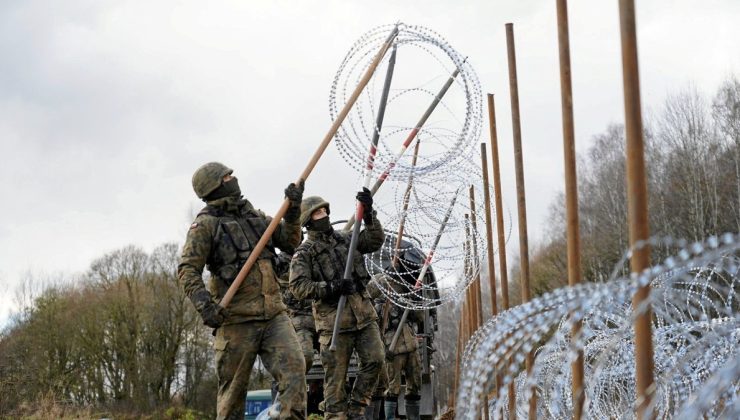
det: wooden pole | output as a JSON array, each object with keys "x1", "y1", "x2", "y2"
[
  {"x1": 480, "y1": 143, "x2": 499, "y2": 318},
  {"x1": 506, "y1": 22, "x2": 536, "y2": 420},
  {"x1": 219, "y1": 26, "x2": 399, "y2": 308},
  {"x1": 486, "y1": 93, "x2": 514, "y2": 418},
  {"x1": 469, "y1": 186, "x2": 484, "y2": 328},
  {"x1": 618, "y1": 1, "x2": 654, "y2": 418},
  {"x1": 555, "y1": 1, "x2": 585, "y2": 417}
]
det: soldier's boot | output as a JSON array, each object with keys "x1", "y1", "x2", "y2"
[
  {"x1": 405, "y1": 395, "x2": 421, "y2": 420},
  {"x1": 347, "y1": 400, "x2": 367, "y2": 420},
  {"x1": 384, "y1": 397, "x2": 398, "y2": 420}
]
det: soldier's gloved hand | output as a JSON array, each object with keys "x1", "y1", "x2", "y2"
[
  {"x1": 201, "y1": 303, "x2": 229, "y2": 329},
  {"x1": 354, "y1": 278, "x2": 366, "y2": 294},
  {"x1": 339, "y1": 277, "x2": 356, "y2": 296},
  {"x1": 356, "y1": 187, "x2": 373, "y2": 208},
  {"x1": 356, "y1": 188, "x2": 374, "y2": 223},
  {"x1": 324, "y1": 281, "x2": 342, "y2": 300},
  {"x1": 191, "y1": 290, "x2": 229, "y2": 329},
  {"x1": 385, "y1": 348, "x2": 395, "y2": 361},
  {"x1": 284, "y1": 179, "x2": 305, "y2": 204}
]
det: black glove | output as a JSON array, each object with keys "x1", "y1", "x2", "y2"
[
  {"x1": 192, "y1": 290, "x2": 228, "y2": 329},
  {"x1": 324, "y1": 281, "x2": 341, "y2": 300},
  {"x1": 339, "y1": 277, "x2": 356, "y2": 296},
  {"x1": 385, "y1": 347, "x2": 395, "y2": 361},
  {"x1": 284, "y1": 179, "x2": 305, "y2": 204},
  {"x1": 202, "y1": 303, "x2": 229, "y2": 329},
  {"x1": 354, "y1": 278, "x2": 366, "y2": 294},
  {"x1": 356, "y1": 188, "x2": 374, "y2": 224}
]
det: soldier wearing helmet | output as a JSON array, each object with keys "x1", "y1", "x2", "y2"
[
  {"x1": 178, "y1": 162, "x2": 307, "y2": 420},
  {"x1": 289, "y1": 190, "x2": 386, "y2": 420}
]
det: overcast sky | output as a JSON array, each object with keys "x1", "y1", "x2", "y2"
[{"x1": 1, "y1": 0, "x2": 739, "y2": 326}]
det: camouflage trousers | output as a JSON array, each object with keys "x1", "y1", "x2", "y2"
[
  {"x1": 385, "y1": 349, "x2": 422, "y2": 398},
  {"x1": 319, "y1": 322, "x2": 385, "y2": 418},
  {"x1": 214, "y1": 312, "x2": 306, "y2": 420},
  {"x1": 291, "y1": 314, "x2": 317, "y2": 373}
]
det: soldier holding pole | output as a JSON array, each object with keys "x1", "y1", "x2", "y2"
[
  {"x1": 289, "y1": 193, "x2": 386, "y2": 419},
  {"x1": 178, "y1": 162, "x2": 307, "y2": 420}
]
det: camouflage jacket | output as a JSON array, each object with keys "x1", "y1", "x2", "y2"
[
  {"x1": 178, "y1": 196, "x2": 301, "y2": 324},
  {"x1": 367, "y1": 274, "x2": 420, "y2": 353},
  {"x1": 289, "y1": 212, "x2": 384, "y2": 334},
  {"x1": 274, "y1": 251, "x2": 314, "y2": 318}
]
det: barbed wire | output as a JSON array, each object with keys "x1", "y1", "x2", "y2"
[{"x1": 455, "y1": 233, "x2": 740, "y2": 419}]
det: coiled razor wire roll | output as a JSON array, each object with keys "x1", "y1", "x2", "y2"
[
  {"x1": 364, "y1": 160, "x2": 491, "y2": 310},
  {"x1": 455, "y1": 233, "x2": 740, "y2": 419},
  {"x1": 329, "y1": 23, "x2": 483, "y2": 181}
]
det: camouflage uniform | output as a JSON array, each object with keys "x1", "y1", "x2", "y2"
[
  {"x1": 367, "y1": 274, "x2": 423, "y2": 420},
  {"x1": 178, "y1": 162, "x2": 306, "y2": 420},
  {"x1": 275, "y1": 251, "x2": 317, "y2": 372},
  {"x1": 289, "y1": 196, "x2": 385, "y2": 419}
]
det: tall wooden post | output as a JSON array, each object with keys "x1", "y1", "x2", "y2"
[
  {"x1": 618, "y1": 1, "x2": 654, "y2": 418},
  {"x1": 555, "y1": 0, "x2": 585, "y2": 417},
  {"x1": 487, "y1": 93, "x2": 514, "y2": 417},
  {"x1": 480, "y1": 143, "x2": 499, "y2": 318},
  {"x1": 506, "y1": 22, "x2": 536, "y2": 420}
]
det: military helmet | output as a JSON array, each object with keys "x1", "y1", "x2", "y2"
[
  {"x1": 192, "y1": 162, "x2": 233, "y2": 199},
  {"x1": 300, "y1": 196, "x2": 330, "y2": 227}
]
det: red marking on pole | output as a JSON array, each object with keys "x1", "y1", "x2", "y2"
[{"x1": 403, "y1": 128, "x2": 420, "y2": 147}]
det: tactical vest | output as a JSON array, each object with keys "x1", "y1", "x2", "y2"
[
  {"x1": 199, "y1": 205, "x2": 277, "y2": 284},
  {"x1": 304, "y1": 231, "x2": 371, "y2": 288},
  {"x1": 304, "y1": 230, "x2": 377, "y2": 333}
]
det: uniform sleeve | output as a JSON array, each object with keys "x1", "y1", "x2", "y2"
[
  {"x1": 260, "y1": 210, "x2": 302, "y2": 253},
  {"x1": 367, "y1": 274, "x2": 390, "y2": 300},
  {"x1": 356, "y1": 210, "x2": 385, "y2": 254},
  {"x1": 177, "y1": 217, "x2": 215, "y2": 301},
  {"x1": 366, "y1": 278, "x2": 381, "y2": 300},
  {"x1": 289, "y1": 246, "x2": 328, "y2": 300}
]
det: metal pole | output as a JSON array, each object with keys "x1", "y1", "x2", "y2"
[
  {"x1": 487, "y1": 93, "x2": 514, "y2": 418},
  {"x1": 555, "y1": 1, "x2": 585, "y2": 418},
  {"x1": 618, "y1": 1, "x2": 654, "y2": 418},
  {"x1": 330, "y1": 44, "x2": 398, "y2": 351},
  {"x1": 480, "y1": 143, "x2": 499, "y2": 318},
  {"x1": 219, "y1": 25, "x2": 399, "y2": 308},
  {"x1": 389, "y1": 192, "x2": 459, "y2": 352},
  {"x1": 382, "y1": 138, "x2": 421, "y2": 335},
  {"x1": 344, "y1": 61, "x2": 466, "y2": 230},
  {"x1": 506, "y1": 22, "x2": 536, "y2": 420}
]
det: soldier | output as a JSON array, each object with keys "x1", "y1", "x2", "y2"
[
  {"x1": 289, "y1": 192, "x2": 386, "y2": 419},
  {"x1": 275, "y1": 251, "x2": 317, "y2": 373},
  {"x1": 178, "y1": 162, "x2": 307, "y2": 420},
  {"x1": 367, "y1": 272, "x2": 423, "y2": 420}
]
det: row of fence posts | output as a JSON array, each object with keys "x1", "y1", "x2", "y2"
[{"x1": 452, "y1": 0, "x2": 654, "y2": 419}]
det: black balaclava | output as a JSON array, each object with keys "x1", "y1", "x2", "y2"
[
  {"x1": 205, "y1": 177, "x2": 241, "y2": 201},
  {"x1": 307, "y1": 216, "x2": 332, "y2": 234}
]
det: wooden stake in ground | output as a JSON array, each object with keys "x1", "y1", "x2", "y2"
[
  {"x1": 618, "y1": 1, "x2": 655, "y2": 418},
  {"x1": 219, "y1": 25, "x2": 399, "y2": 309},
  {"x1": 487, "y1": 93, "x2": 515, "y2": 416},
  {"x1": 555, "y1": 0, "x2": 585, "y2": 417},
  {"x1": 506, "y1": 22, "x2": 536, "y2": 420},
  {"x1": 480, "y1": 143, "x2": 499, "y2": 318}
]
